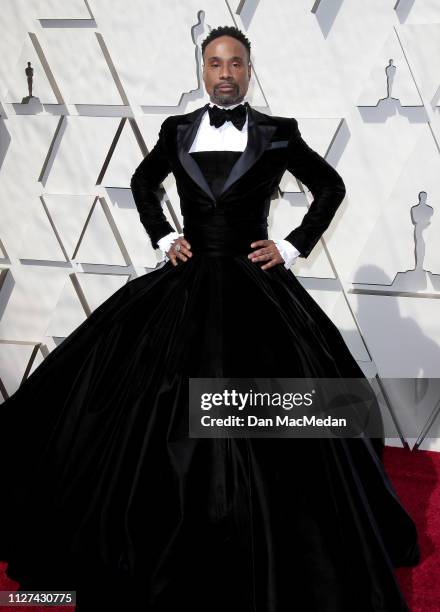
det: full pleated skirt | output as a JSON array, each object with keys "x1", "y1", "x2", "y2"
[{"x1": 0, "y1": 254, "x2": 419, "y2": 611}]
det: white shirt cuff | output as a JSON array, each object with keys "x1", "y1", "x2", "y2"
[
  {"x1": 157, "y1": 231, "x2": 183, "y2": 261},
  {"x1": 273, "y1": 238, "x2": 300, "y2": 269}
]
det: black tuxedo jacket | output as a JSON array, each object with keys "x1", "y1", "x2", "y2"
[{"x1": 130, "y1": 102, "x2": 346, "y2": 259}]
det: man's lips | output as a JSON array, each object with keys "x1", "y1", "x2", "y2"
[{"x1": 217, "y1": 84, "x2": 235, "y2": 90}]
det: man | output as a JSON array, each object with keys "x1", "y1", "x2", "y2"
[
  {"x1": 0, "y1": 26, "x2": 417, "y2": 612},
  {"x1": 130, "y1": 25, "x2": 346, "y2": 272}
]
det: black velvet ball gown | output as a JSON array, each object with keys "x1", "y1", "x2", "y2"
[{"x1": 0, "y1": 150, "x2": 419, "y2": 612}]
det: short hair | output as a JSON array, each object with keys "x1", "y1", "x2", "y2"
[{"x1": 201, "y1": 26, "x2": 251, "y2": 64}]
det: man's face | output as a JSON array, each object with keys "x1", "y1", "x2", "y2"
[{"x1": 202, "y1": 35, "x2": 251, "y2": 106}]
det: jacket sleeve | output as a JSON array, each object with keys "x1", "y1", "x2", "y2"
[
  {"x1": 284, "y1": 118, "x2": 346, "y2": 258},
  {"x1": 130, "y1": 118, "x2": 176, "y2": 249}
]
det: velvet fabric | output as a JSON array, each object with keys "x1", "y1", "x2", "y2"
[
  {"x1": 0, "y1": 105, "x2": 420, "y2": 611},
  {"x1": 130, "y1": 102, "x2": 346, "y2": 258}
]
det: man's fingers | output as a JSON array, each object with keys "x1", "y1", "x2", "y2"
[
  {"x1": 260, "y1": 256, "x2": 282, "y2": 270},
  {"x1": 261, "y1": 259, "x2": 278, "y2": 270},
  {"x1": 170, "y1": 251, "x2": 187, "y2": 265},
  {"x1": 247, "y1": 241, "x2": 283, "y2": 270},
  {"x1": 175, "y1": 245, "x2": 192, "y2": 260},
  {"x1": 176, "y1": 250, "x2": 189, "y2": 262},
  {"x1": 179, "y1": 246, "x2": 192, "y2": 258},
  {"x1": 168, "y1": 238, "x2": 192, "y2": 265},
  {"x1": 248, "y1": 248, "x2": 273, "y2": 262},
  {"x1": 249, "y1": 251, "x2": 269, "y2": 261},
  {"x1": 250, "y1": 240, "x2": 266, "y2": 248}
]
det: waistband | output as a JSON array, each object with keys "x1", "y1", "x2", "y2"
[{"x1": 182, "y1": 219, "x2": 268, "y2": 257}]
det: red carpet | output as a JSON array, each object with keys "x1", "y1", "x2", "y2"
[
  {"x1": 386, "y1": 446, "x2": 440, "y2": 612},
  {"x1": 0, "y1": 445, "x2": 439, "y2": 611}
]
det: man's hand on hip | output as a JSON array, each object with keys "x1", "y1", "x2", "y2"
[
  {"x1": 248, "y1": 239, "x2": 284, "y2": 270},
  {"x1": 168, "y1": 237, "x2": 192, "y2": 266}
]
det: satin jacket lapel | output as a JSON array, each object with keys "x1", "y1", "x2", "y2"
[
  {"x1": 220, "y1": 103, "x2": 276, "y2": 196},
  {"x1": 176, "y1": 102, "x2": 277, "y2": 202},
  {"x1": 177, "y1": 103, "x2": 215, "y2": 201}
]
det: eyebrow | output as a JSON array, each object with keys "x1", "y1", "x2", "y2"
[{"x1": 207, "y1": 56, "x2": 244, "y2": 61}]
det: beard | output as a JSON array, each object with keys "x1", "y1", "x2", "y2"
[{"x1": 212, "y1": 83, "x2": 240, "y2": 106}]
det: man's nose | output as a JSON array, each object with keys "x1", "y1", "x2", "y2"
[{"x1": 219, "y1": 65, "x2": 232, "y2": 79}]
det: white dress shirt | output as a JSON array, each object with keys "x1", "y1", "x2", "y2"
[{"x1": 157, "y1": 101, "x2": 300, "y2": 269}]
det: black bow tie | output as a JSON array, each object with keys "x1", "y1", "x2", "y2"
[{"x1": 208, "y1": 103, "x2": 247, "y2": 131}]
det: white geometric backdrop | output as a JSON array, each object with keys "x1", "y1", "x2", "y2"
[{"x1": 0, "y1": 0, "x2": 439, "y2": 450}]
